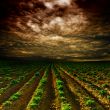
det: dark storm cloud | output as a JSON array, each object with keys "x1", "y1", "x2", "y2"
[
  {"x1": 0, "y1": 31, "x2": 110, "y2": 61},
  {"x1": 0, "y1": 0, "x2": 110, "y2": 61}
]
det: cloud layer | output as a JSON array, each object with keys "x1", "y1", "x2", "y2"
[{"x1": 0, "y1": 0, "x2": 110, "y2": 61}]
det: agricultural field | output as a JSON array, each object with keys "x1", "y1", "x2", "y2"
[{"x1": 0, "y1": 60, "x2": 110, "y2": 110}]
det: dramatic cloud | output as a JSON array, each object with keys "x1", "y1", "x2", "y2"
[{"x1": 0, "y1": 0, "x2": 110, "y2": 61}]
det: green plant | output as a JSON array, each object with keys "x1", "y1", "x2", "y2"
[
  {"x1": 54, "y1": 68, "x2": 72, "y2": 110},
  {"x1": 36, "y1": 89, "x2": 43, "y2": 97},
  {"x1": 57, "y1": 80, "x2": 63, "y2": 85},
  {"x1": 101, "y1": 84, "x2": 108, "y2": 88},
  {"x1": 107, "y1": 95, "x2": 110, "y2": 100},
  {"x1": 41, "y1": 78, "x2": 47, "y2": 85},
  {"x1": 0, "y1": 88, "x2": 5, "y2": 94},
  {"x1": 59, "y1": 91, "x2": 64, "y2": 97},
  {"x1": 85, "y1": 99, "x2": 95, "y2": 106},
  {"x1": 61, "y1": 96, "x2": 66, "y2": 102},
  {"x1": 10, "y1": 80, "x2": 19, "y2": 86},
  {"x1": 27, "y1": 68, "x2": 49, "y2": 110},
  {"x1": 3, "y1": 101, "x2": 12, "y2": 106},
  {"x1": 57, "y1": 85, "x2": 64, "y2": 91},
  {"x1": 62, "y1": 103, "x2": 71, "y2": 110},
  {"x1": 35, "y1": 72, "x2": 40, "y2": 77},
  {"x1": 10, "y1": 92, "x2": 21, "y2": 101},
  {"x1": 33, "y1": 96, "x2": 41, "y2": 104},
  {"x1": 30, "y1": 102, "x2": 37, "y2": 109},
  {"x1": 99, "y1": 90, "x2": 107, "y2": 96}
]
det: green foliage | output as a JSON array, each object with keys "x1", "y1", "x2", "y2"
[
  {"x1": 53, "y1": 67, "x2": 72, "y2": 110},
  {"x1": 30, "y1": 90, "x2": 43, "y2": 109},
  {"x1": 35, "y1": 72, "x2": 40, "y2": 77},
  {"x1": 0, "y1": 88, "x2": 5, "y2": 94},
  {"x1": 107, "y1": 95, "x2": 110, "y2": 100},
  {"x1": 57, "y1": 80, "x2": 63, "y2": 85},
  {"x1": 3, "y1": 101, "x2": 12, "y2": 106},
  {"x1": 62, "y1": 103, "x2": 71, "y2": 110},
  {"x1": 59, "y1": 91, "x2": 65, "y2": 97},
  {"x1": 56, "y1": 79, "x2": 64, "y2": 91},
  {"x1": 57, "y1": 85, "x2": 64, "y2": 91},
  {"x1": 30, "y1": 102, "x2": 37, "y2": 109},
  {"x1": 40, "y1": 78, "x2": 47, "y2": 85},
  {"x1": 99, "y1": 90, "x2": 107, "y2": 96},
  {"x1": 10, "y1": 92, "x2": 21, "y2": 101},
  {"x1": 61, "y1": 96, "x2": 66, "y2": 102},
  {"x1": 33, "y1": 96, "x2": 41, "y2": 104},
  {"x1": 28, "y1": 67, "x2": 49, "y2": 109},
  {"x1": 85, "y1": 99, "x2": 95, "y2": 106},
  {"x1": 36, "y1": 89, "x2": 43, "y2": 97},
  {"x1": 101, "y1": 84, "x2": 109, "y2": 88},
  {"x1": 10, "y1": 80, "x2": 19, "y2": 86}
]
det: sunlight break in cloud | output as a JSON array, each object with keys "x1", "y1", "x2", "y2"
[
  {"x1": 44, "y1": 2, "x2": 54, "y2": 9},
  {"x1": 54, "y1": 0, "x2": 72, "y2": 6},
  {"x1": 44, "y1": 0, "x2": 72, "y2": 9},
  {"x1": 27, "y1": 20, "x2": 41, "y2": 33},
  {"x1": 49, "y1": 17, "x2": 65, "y2": 26}
]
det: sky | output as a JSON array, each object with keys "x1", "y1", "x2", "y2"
[{"x1": 0, "y1": 0, "x2": 110, "y2": 61}]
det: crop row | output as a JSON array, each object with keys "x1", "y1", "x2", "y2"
[
  {"x1": 26, "y1": 66, "x2": 50, "y2": 110},
  {"x1": 58, "y1": 65, "x2": 110, "y2": 109},
  {"x1": 52, "y1": 65, "x2": 72, "y2": 110}
]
